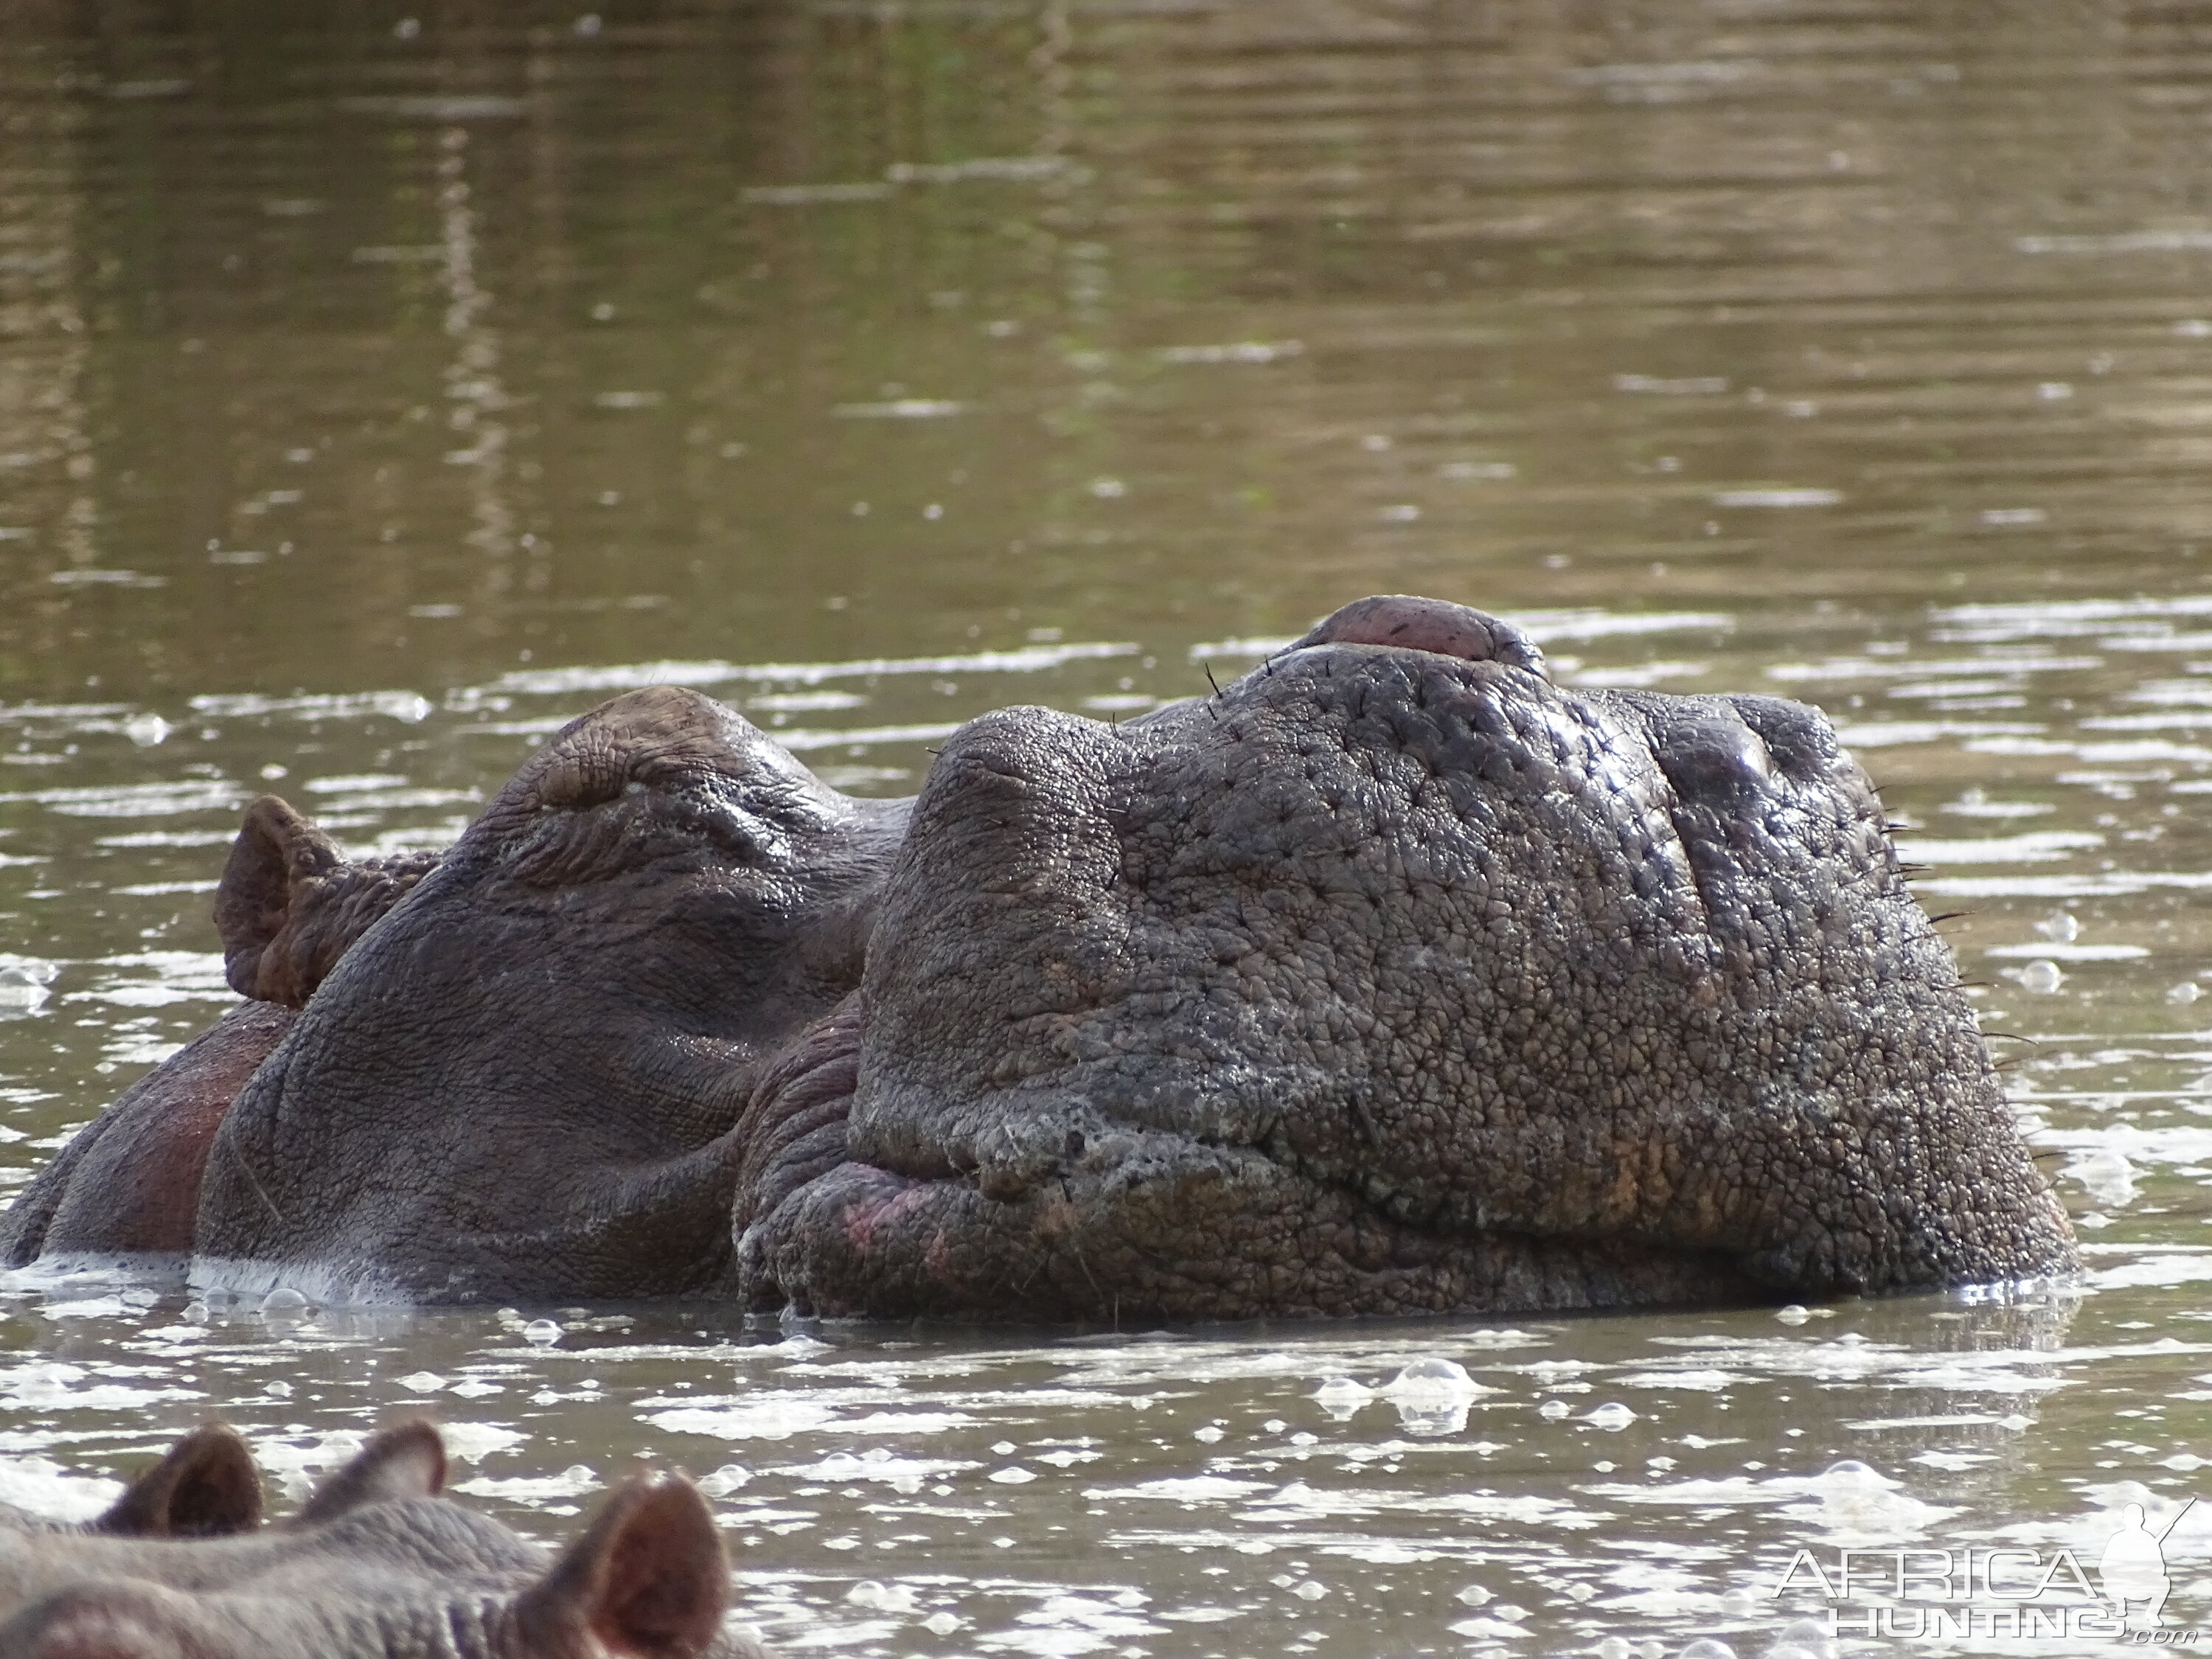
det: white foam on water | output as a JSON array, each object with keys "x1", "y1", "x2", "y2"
[
  {"x1": 1892, "y1": 830, "x2": 2103, "y2": 863},
  {"x1": 0, "y1": 1456, "x2": 122, "y2": 1521},
  {"x1": 453, "y1": 1465, "x2": 599, "y2": 1502},
  {"x1": 488, "y1": 641, "x2": 1138, "y2": 697},
  {"x1": 185, "y1": 690, "x2": 434, "y2": 723},
  {"x1": 1831, "y1": 720, "x2": 2045, "y2": 748},
  {"x1": 0, "y1": 782, "x2": 248, "y2": 819}
]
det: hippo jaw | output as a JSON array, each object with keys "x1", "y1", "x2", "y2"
[{"x1": 735, "y1": 597, "x2": 2074, "y2": 1321}]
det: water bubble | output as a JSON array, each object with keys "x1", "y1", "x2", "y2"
[
  {"x1": 2171, "y1": 981, "x2": 2202, "y2": 1004},
  {"x1": 991, "y1": 1441, "x2": 1017, "y2": 1455},
  {"x1": 1455, "y1": 1585, "x2": 1492, "y2": 1606},
  {"x1": 1597, "y1": 1642, "x2": 1630, "y2": 1659},
  {"x1": 0, "y1": 956, "x2": 58, "y2": 1015},
  {"x1": 1719, "y1": 1587, "x2": 1756, "y2": 1615},
  {"x1": 845, "y1": 1581, "x2": 917, "y2": 1612},
  {"x1": 395, "y1": 1371, "x2": 445, "y2": 1394},
  {"x1": 1381, "y1": 1357, "x2": 1489, "y2": 1433},
  {"x1": 1584, "y1": 1402, "x2": 1637, "y2": 1430},
  {"x1": 1678, "y1": 1643, "x2": 1737, "y2": 1659},
  {"x1": 1775, "y1": 1304, "x2": 1810, "y2": 1324},
  {"x1": 181, "y1": 1301, "x2": 209, "y2": 1324},
  {"x1": 122, "y1": 712, "x2": 170, "y2": 747},
  {"x1": 987, "y1": 1467, "x2": 1036, "y2": 1484},
  {"x1": 2034, "y1": 910, "x2": 2081, "y2": 942},
  {"x1": 257, "y1": 1287, "x2": 310, "y2": 1316},
  {"x1": 1538, "y1": 1398, "x2": 1572, "y2": 1419},
  {"x1": 1312, "y1": 1374, "x2": 1373, "y2": 1419},
  {"x1": 695, "y1": 1464, "x2": 751, "y2": 1496},
  {"x1": 1761, "y1": 1628, "x2": 1832, "y2": 1659},
  {"x1": 262, "y1": 1380, "x2": 291, "y2": 1398},
  {"x1": 2018, "y1": 959, "x2": 2065, "y2": 994},
  {"x1": 922, "y1": 1612, "x2": 963, "y2": 1635},
  {"x1": 1292, "y1": 1580, "x2": 1326, "y2": 1601},
  {"x1": 522, "y1": 1318, "x2": 562, "y2": 1346},
  {"x1": 1770, "y1": 1618, "x2": 1839, "y2": 1659},
  {"x1": 1193, "y1": 1424, "x2": 1223, "y2": 1443}
]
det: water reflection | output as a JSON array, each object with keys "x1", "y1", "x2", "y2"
[{"x1": 4, "y1": 0, "x2": 2212, "y2": 1653}]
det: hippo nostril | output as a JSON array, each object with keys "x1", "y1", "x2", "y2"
[
  {"x1": 1656, "y1": 714, "x2": 1775, "y2": 802},
  {"x1": 1292, "y1": 594, "x2": 1550, "y2": 680}
]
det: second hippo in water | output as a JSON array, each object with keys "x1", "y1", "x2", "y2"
[
  {"x1": 0, "y1": 1420, "x2": 753, "y2": 1659},
  {"x1": 0, "y1": 595, "x2": 2076, "y2": 1318}
]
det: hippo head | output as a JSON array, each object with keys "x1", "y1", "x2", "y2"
[
  {"x1": 734, "y1": 596, "x2": 2074, "y2": 1318},
  {"x1": 9, "y1": 593, "x2": 2070, "y2": 1318},
  {"x1": 0, "y1": 1421, "x2": 744, "y2": 1659},
  {"x1": 192, "y1": 686, "x2": 905, "y2": 1303}
]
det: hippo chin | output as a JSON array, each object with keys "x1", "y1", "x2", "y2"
[{"x1": 0, "y1": 596, "x2": 2075, "y2": 1319}]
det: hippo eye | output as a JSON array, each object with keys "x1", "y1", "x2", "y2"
[{"x1": 530, "y1": 751, "x2": 632, "y2": 814}]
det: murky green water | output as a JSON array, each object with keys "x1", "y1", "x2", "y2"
[{"x1": 5, "y1": 1, "x2": 2212, "y2": 1653}]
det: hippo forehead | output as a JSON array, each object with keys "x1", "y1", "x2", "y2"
[
  {"x1": 990, "y1": 636, "x2": 1882, "y2": 934},
  {"x1": 486, "y1": 684, "x2": 852, "y2": 827}
]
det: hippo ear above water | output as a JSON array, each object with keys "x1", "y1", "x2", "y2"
[
  {"x1": 93, "y1": 1422, "x2": 263, "y2": 1539},
  {"x1": 213, "y1": 797, "x2": 438, "y2": 1007},
  {"x1": 291, "y1": 1419, "x2": 448, "y2": 1525},
  {"x1": 511, "y1": 1472, "x2": 730, "y2": 1659}
]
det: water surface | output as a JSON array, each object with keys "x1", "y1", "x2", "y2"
[{"x1": 5, "y1": 2, "x2": 2212, "y2": 1653}]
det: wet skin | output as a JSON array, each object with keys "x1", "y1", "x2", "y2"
[
  {"x1": 0, "y1": 1421, "x2": 751, "y2": 1659},
  {"x1": 0, "y1": 596, "x2": 2075, "y2": 1318}
]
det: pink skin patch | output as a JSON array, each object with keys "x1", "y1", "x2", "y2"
[
  {"x1": 1292, "y1": 594, "x2": 1549, "y2": 678},
  {"x1": 839, "y1": 1178, "x2": 931, "y2": 1255}
]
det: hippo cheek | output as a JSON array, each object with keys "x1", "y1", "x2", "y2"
[
  {"x1": 837, "y1": 1171, "x2": 933, "y2": 1256},
  {"x1": 0, "y1": 1000, "x2": 296, "y2": 1269}
]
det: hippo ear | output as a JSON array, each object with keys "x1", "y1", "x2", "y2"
[
  {"x1": 212, "y1": 799, "x2": 437, "y2": 1009},
  {"x1": 512, "y1": 1473, "x2": 729, "y2": 1658},
  {"x1": 292, "y1": 1419, "x2": 447, "y2": 1525},
  {"x1": 213, "y1": 797, "x2": 343, "y2": 1004},
  {"x1": 93, "y1": 1422, "x2": 263, "y2": 1538}
]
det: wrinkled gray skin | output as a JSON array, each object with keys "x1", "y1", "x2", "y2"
[
  {"x1": 0, "y1": 1420, "x2": 757, "y2": 1659},
  {"x1": 195, "y1": 689, "x2": 903, "y2": 1302},
  {"x1": 0, "y1": 595, "x2": 2074, "y2": 1318}
]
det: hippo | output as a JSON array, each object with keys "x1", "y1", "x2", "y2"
[
  {"x1": 0, "y1": 1420, "x2": 752, "y2": 1658},
  {"x1": 0, "y1": 595, "x2": 2076, "y2": 1318},
  {"x1": 0, "y1": 1425, "x2": 262, "y2": 1541}
]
